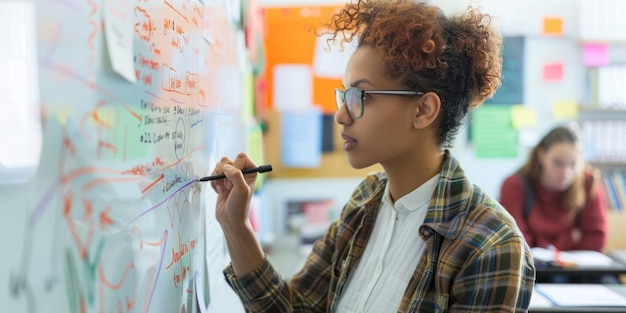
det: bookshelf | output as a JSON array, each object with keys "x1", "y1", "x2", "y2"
[
  {"x1": 579, "y1": 82, "x2": 626, "y2": 223},
  {"x1": 578, "y1": 59, "x2": 626, "y2": 215},
  {"x1": 577, "y1": 0, "x2": 626, "y2": 246},
  {"x1": 578, "y1": 109, "x2": 626, "y2": 165}
]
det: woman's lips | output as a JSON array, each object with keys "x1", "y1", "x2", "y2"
[{"x1": 341, "y1": 133, "x2": 357, "y2": 151}]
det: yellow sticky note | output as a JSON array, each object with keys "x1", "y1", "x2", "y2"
[
  {"x1": 511, "y1": 105, "x2": 537, "y2": 130},
  {"x1": 543, "y1": 17, "x2": 563, "y2": 35},
  {"x1": 552, "y1": 100, "x2": 579, "y2": 120}
]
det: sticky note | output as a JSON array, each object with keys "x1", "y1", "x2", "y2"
[
  {"x1": 583, "y1": 43, "x2": 609, "y2": 67},
  {"x1": 511, "y1": 105, "x2": 537, "y2": 129},
  {"x1": 552, "y1": 99, "x2": 579, "y2": 120},
  {"x1": 471, "y1": 105, "x2": 518, "y2": 158},
  {"x1": 281, "y1": 108, "x2": 322, "y2": 168},
  {"x1": 103, "y1": 0, "x2": 136, "y2": 83},
  {"x1": 543, "y1": 62, "x2": 564, "y2": 82},
  {"x1": 543, "y1": 17, "x2": 563, "y2": 36}
]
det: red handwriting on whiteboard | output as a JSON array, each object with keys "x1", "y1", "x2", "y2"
[{"x1": 134, "y1": 7, "x2": 152, "y2": 41}]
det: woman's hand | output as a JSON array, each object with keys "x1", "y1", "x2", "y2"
[
  {"x1": 209, "y1": 153, "x2": 266, "y2": 276},
  {"x1": 210, "y1": 153, "x2": 258, "y2": 229}
]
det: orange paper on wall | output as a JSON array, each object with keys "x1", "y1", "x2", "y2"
[
  {"x1": 265, "y1": 6, "x2": 344, "y2": 114},
  {"x1": 543, "y1": 17, "x2": 563, "y2": 35}
]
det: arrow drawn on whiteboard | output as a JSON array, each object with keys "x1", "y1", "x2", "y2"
[{"x1": 141, "y1": 173, "x2": 165, "y2": 194}]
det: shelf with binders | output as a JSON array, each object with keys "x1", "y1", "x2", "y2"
[
  {"x1": 590, "y1": 162, "x2": 626, "y2": 253},
  {"x1": 578, "y1": 109, "x2": 626, "y2": 213},
  {"x1": 598, "y1": 170, "x2": 626, "y2": 212},
  {"x1": 578, "y1": 108, "x2": 626, "y2": 166},
  {"x1": 577, "y1": 0, "x2": 626, "y2": 251},
  {"x1": 583, "y1": 65, "x2": 626, "y2": 112}
]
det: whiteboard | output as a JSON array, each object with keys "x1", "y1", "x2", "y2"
[{"x1": 1, "y1": 0, "x2": 252, "y2": 312}]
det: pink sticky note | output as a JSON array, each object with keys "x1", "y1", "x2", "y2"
[
  {"x1": 583, "y1": 43, "x2": 609, "y2": 67},
  {"x1": 543, "y1": 62, "x2": 563, "y2": 82}
]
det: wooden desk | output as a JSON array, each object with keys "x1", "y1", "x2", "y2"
[{"x1": 529, "y1": 284, "x2": 626, "y2": 312}]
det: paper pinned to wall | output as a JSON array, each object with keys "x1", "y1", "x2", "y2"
[
  {"x1": 273, "y1": 64, "x2": 313, "y2": 112},
  {"x1": 471, "y1": 105, "x2": 518, "y2": 158},
  {"x1": 511, "y1": 105, "x2": 537, "y2": 129},
  {"x1": 583, "y1": 43, "x2": 610, "y2": 67},
  {"x1": 552, "y1": 99, "x2": 579, "y2": 120},
  {"x1": 312, "y1": 31, "x2": 356, "y2": 79},
  {"x1": 542, "y1": 62, "x2": 563, "y2": 82},
  {"x1": 542, "y1": 16, "x2": 563, "y2": 36},
  {"x1": 280, "y1": 108, "x2": 322, "y2": 168},
  {"x1": 224, "y1": 0, "x2": 242, "y2": 25},
  {"x1": 103, "y1": 0, "x2": 136, "y2": 83}
]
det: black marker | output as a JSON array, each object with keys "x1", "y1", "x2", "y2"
[{"x1": 197, "y1": 164, "x2": 273, "y2": 182}]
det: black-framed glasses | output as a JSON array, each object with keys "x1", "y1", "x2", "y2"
[{"x1": 335, "y1": 87, "x2": 425, "y2": 120}]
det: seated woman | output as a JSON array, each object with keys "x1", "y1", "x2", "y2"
[{"x1": 499, "y1": 125, "x2": 610, "y2": 283}]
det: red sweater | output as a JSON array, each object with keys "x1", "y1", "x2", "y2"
[{"x1": 499, "y1": 171, "x2": 608, "y2": 251}]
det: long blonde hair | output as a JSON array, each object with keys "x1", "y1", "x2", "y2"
[{"x1": 515, "y1": 126, "x2": 595, "y2": 216}]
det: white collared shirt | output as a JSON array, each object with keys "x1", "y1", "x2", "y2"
[{"x1": 336, "y1": 174, "x2": 440, "y2": 313}]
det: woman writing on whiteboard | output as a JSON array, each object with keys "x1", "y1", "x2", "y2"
[
  {"x1": 210, "y1": 0, "x2": 535, "y2": 311},
  {"x1": 499, "y1": 125, "x2": 607, "y2": 252}
]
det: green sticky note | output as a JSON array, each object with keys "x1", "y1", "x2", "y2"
[{"x1": 471, "y1": 105, "x2": 518, "y2": 158}]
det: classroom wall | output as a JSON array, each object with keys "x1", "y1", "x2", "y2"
[
  {"x1": 257, "y1": 0, "x2": 592, "y2": 243},
  {"x1": 259, "y1": 0, "x2": 583, "y2": 198}
]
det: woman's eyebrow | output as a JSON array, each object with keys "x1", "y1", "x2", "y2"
[{"x1": 350, "y1": 78, "x2": 377, "y2": 89}]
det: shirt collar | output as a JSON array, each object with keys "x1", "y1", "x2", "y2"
[
  {"x1": 348, "y1": 150, "x2": 476, "y2": 240},
  {"x1": 383, "y1": 174, "x2": 440, "y2": 213}
]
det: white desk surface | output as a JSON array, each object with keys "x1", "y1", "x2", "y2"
[{"x1": 530, "y1": 283, "x2": 626, "y2": 312}]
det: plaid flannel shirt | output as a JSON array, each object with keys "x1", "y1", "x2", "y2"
[{"x1": 224, "y1": 150, "x2": 535, "y2": 312}]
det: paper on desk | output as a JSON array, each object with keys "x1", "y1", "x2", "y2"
[
  {"x1": 531, "y1": 247, "x2": 614, "y2": 266},
  {"x1": 559, "y1": 250, "x2": 615, "y2": 266},
  {"x1": 536, "y1": 284, "x2": 626, "y2": 307},
  {"x1": 529, "y1": 289, "x2": 554, "y2": 308},
  {"x1": 531, "y1": 247, "x2": 558, "y2": 263}
]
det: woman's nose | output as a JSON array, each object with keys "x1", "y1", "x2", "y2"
[{"x1": 334, "y1": 104, "x2": 352, "y2": 125}]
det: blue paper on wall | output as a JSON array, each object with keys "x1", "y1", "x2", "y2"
[{"x1": 281, "y1": 109, "x2": 322, "y2": 168}]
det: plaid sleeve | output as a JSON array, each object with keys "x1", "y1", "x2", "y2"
[
  {"x1": 223, "y1": 217, "x2": 342, "y2": 313},
  {"x1": 449, "y1": 230, "x2": 535, "y2": 313},
  {"x1": 221, "y1": 174, "x2": 381, "y2": 313},
  {"x1": 223, "y1": 256, "x2": 287, "y2": 312}
]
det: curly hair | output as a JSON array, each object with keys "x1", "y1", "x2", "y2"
[{"x1": 322, "y1": 0, "x2": 502, "y2": 146}]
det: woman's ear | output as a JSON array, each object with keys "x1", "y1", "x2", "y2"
[{"x1": 413, "y1": 92, "x2": 441, "y2": 129}]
